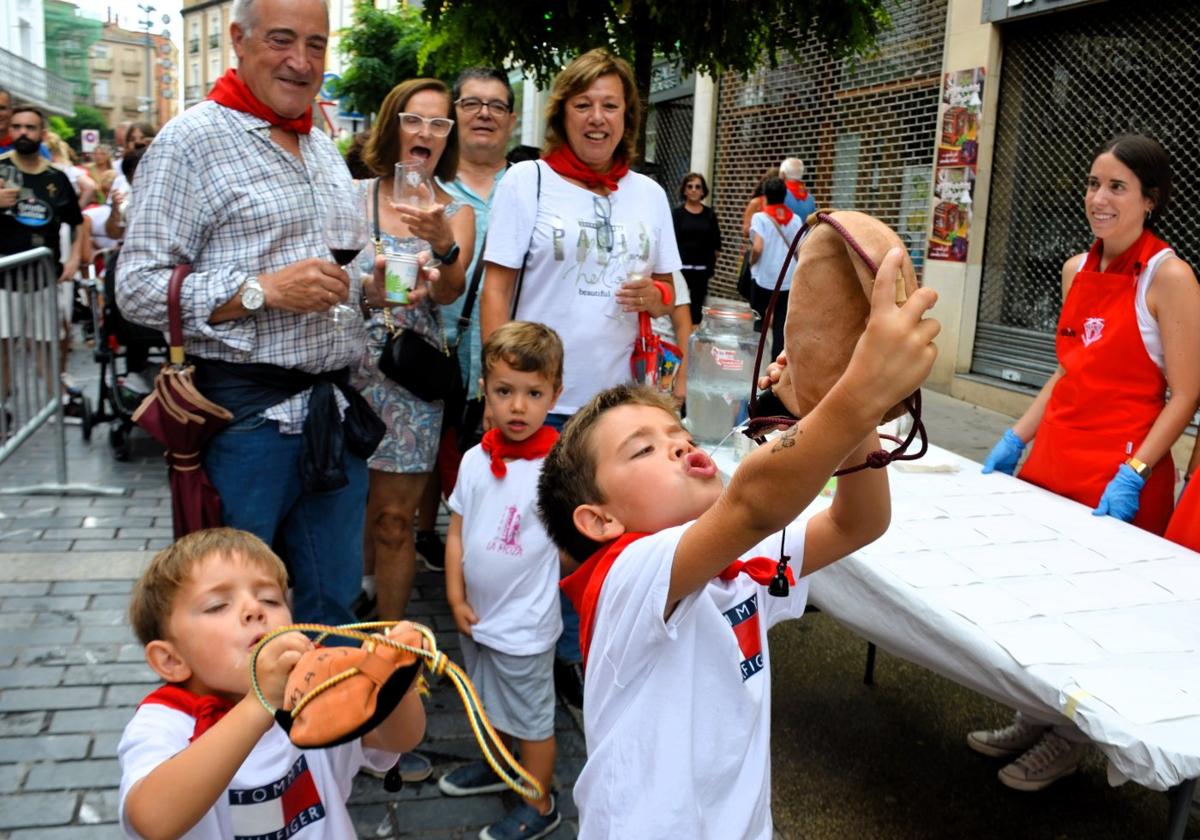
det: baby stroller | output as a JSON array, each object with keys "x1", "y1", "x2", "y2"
[{"x1": 81, "y1": 248, "x2": 167, "y2": 460}]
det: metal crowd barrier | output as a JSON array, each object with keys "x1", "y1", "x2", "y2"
[{"x1": 0, "y1": 247, "x2": 123, "y2": 496}]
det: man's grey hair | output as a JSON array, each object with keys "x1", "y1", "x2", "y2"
[
  {"x1": 780, "y1": 157, "x2": 805, "y2": 180},
  {"x1": 232, "y1": 0, "x2": 328, "y2": 34}
]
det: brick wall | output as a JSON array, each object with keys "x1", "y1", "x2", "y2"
[{"x1": 710, "y1": 0, "x2": 948, "y2": 298}]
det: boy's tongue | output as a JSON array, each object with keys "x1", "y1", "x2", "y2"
[{"x1": 685, "y1": 451, "x2": 717, "y2": 479}]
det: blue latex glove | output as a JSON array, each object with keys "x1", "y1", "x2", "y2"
[
  {"x1": 1092, "y1": 463, "x2": 1145, "y2": 522},
  {"x1": 981, "y1": 428, "x2": 1025, "y2": 475}
]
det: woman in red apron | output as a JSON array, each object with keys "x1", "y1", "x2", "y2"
[
  {"x1": 1165, "y1": 439, "x2": 1200, "y2": 550},
  {"x1": 974, "y1": 134, "x2": 1200, "y2": 791}
]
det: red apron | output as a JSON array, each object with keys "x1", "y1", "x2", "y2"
[
  {"x1": 1165, "y1": 481, "x2": 1200, "y2": 552},
  {"x1": 1019, "y1": 231, "x2": 1175, "y2": 535}
]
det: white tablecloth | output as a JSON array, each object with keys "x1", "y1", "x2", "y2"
[{"x1": 712, "y1": 439, "x2": 1200, "y2": 791}]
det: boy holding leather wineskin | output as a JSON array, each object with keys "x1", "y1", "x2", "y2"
[
  {"x1": 537, "y1": 248, "x2": 939, "y2": 838},
  {"x1": 117, "y1": 528, "x2": 426, "y2": 839},
  {"x1": 439, "y1": 321, "x2": 565, "y2": 840}
]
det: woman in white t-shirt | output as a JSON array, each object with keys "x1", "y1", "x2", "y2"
[{"x1": 480, "y1": 48, "x2": 682, "y2": 425}]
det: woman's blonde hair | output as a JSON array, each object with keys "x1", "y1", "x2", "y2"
[
  {"x1": 363, "y1": 78, "x2": 459, "y2": 182},
  {"x1": 543, "y1": 48, "x2": 641, "y2": 166}
]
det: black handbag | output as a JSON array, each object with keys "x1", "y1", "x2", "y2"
[
  {"x1": 371, "y1": 179, "x2": 465, "y2": 407},
  {"x1": 737, "y1": 247, "x2": 755, "y2": 301}
]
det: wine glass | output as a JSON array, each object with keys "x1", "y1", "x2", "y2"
[
  {"x1": 323, "y1": 190, "x2": 369, "y2": 330},
  {"x1": 392, "y1": 161, "x2": 436, "y2": 211}
]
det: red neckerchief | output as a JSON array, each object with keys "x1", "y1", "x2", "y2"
[
  {"x1": 0, "y1": 133, "x2": 11, "y2": 149},
  {"x1": 1081, "y1": 228, "x2": 1164, "y2": 275},
  {"x1": 561, "y1": 533, "x2": 797, "y2": 671},
  {"x1": 542, "y1": 144, "x2": 630, "y2": 192},
  {"x1": 718, "y1": 556, "x2": 796, "y2": 587},
  {"x1": 560, "y1": 533, "x2": 649, "y2": 671},
  {"x1": 762, "y1": 202, "x2": 794, "y2": 226},
  {"x1": 140, "y1": 684, "x2": 236, "y2": 742},
  {"x1": 480, "y1": 426, "x2": 558, "y2": 479},
  {"x1": 208, "y1": 68, "x2": 313, "y2": 135},
  {"x1": 785, "y1": 179, "x2": 809, "y2": 201}
]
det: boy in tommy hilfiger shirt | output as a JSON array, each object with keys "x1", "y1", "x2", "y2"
[
  {"x1": 439, "y1": 321, "x2": 565, "y2": 840},
  {"x1": 537, "y1": 249, "x2": 939, "y2": 839},
  {"x1": 118, "y1": 528, "x2": 426, "y2": 839}
]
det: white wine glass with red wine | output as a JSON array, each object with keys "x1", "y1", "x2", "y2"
[{"x1": 323, "y1": 189, "x2": 369, "y2": 331}]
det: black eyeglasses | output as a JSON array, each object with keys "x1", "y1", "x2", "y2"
[
  {"x1": 593, "y1": 195, "x2": 613, "y2": 252},
  {"x1": 455, "y1": 97, "x2": 512, "y2": 117}
]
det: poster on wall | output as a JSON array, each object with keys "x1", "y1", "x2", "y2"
[{"x1": 928, "y1": 68, "x2": 985, "y2": 263}]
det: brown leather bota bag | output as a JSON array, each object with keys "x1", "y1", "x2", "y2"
[
  {"x1": 773, "y1": 210, "x2": 919, "y2": 423},
  {"x1": 278, "y1": 631, "x2": 423, "y2": 749}
]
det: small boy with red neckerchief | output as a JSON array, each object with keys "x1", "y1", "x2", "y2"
[
  {"x1": 537, "y1": 249, "x2": 939, "y2": 839},
  {"x1": 118, "y1": 527, "x2": 426, "y2": 840},
  {"x1": 439, "y1": 321, "x2": 565, "y2": 840}
]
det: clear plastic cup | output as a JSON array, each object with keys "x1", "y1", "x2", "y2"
[{"x1": 384, "y1": 253, "x2": 419, "y2": 305}]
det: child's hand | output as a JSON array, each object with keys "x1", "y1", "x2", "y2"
[
  {"x1": 836, "y1": 247, "x2": 939, "y2": 422},
  {"x1": 254, "y1": 631, "x2": 314, "y2": 709},
  {"x1": 450, "y1": 601, "x2": 479, "y2": 637}
]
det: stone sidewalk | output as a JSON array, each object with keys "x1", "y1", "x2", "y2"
[{"x1": 0, "y1": 354, "x2": 581, "y2": 838}]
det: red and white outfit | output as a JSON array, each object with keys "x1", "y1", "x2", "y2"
[
  {"x1": 447, "y1": 440, "x2": 564, "y2": 654},
  {"x1": 564, "y1": 523, "x2": 809, "y2": 839},
  {"x1": 1019, "y1": 231, "x2": 1176, "y2": 534},
  {"x1": 118, "y1": 701, "x2": 396, "y2": 839}
]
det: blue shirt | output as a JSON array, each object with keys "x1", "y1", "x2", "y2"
[{"x1": 438, "y1": 166, "x2": 507, "y2": 396}]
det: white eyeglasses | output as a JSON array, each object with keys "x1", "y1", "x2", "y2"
[{"x1": 397, "y1": 112, "x2": 455, "y2": 137}]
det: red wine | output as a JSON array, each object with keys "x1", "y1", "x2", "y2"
[{"x1": 330, "y1": 248, "x2": 361, "y2": 266}]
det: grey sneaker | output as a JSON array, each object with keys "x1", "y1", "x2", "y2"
[
  {"x1": 438, "y1": 760, "x2": 510, "y2": 797},
  {"x1": 479, "y1": 794, "x2": 561, "y2": 840},
  {"x1": 966, "y1": 716, "x2": 1047, "y2": 758},
  {"x1": 997, "y1": 731, "x2": 1087, "y2": 792},
  {"x1": 361, "y1": 751, "x2": 432, "y2": 783}
]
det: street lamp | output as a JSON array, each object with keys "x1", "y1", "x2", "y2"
[{"x1": 136, "y1": 4, "x2": 170, "y2": 124}]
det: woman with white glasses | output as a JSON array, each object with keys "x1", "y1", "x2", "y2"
[{"x1": 352, "y1": 78, "x2": 475, "y2": 626}]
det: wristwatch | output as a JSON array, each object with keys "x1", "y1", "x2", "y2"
[
  {"x1": 1125, "y1": 456, "x2": 1152, "y2": 480},
  {"x1": 431, "y1": 242, "x2": 460, "y2": 265},
  {"x1": 241, "y1": 276, "x2": 265, "y2": 313}
]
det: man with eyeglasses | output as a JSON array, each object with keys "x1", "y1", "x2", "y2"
[{"x1": 417, "y1": 68, "x2": 519, "y2": 576}]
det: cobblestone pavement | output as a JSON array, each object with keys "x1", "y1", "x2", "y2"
[{"x1": 0, "y1": 351, "x2": 580, "y2": 838}]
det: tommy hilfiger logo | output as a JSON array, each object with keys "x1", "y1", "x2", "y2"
[
  {"x1": 228, "y1": 754, "x2": 325, "y2": 839},
  {"x1": 1082, "y1": 317, "x2": 1105, "y2": 347},
  {"x1": 723, "y1": 594, "x2": 764, "y2": 681}
]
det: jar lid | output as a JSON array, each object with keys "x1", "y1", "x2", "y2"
[{"x1": 703, "y1": 298, "x2": 756, "y2": 322}]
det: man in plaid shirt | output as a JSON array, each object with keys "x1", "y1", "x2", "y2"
[{"x1": 117, "y1": 0, "x2": 393, "y2": 627}]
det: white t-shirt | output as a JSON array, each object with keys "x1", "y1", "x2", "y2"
[
  {"x1": 448, "y1": 444, "x2": 564, "y2": 654},
  {"x1": 118, "y1": 703, "x2": 396, "y2": 840},
  {"x1": 575, "y1": 522, "x2": 810, "y2": 839},
  {"x1": 750, "y1": 211, "x2": 805, "y2": 291},
  {"x1": 485, "y1": 161, "x2": 683, "y2": 415},
  {"x1": 84, "y1": 204, "x2": 121, "y2": 251}
]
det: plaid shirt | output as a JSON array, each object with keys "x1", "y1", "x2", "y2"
[{"x1": 116, "y1": 101, "x2": 363, "y2": 433}]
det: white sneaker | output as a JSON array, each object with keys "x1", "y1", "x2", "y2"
[
  {"x1": 966, "y1": 716, "x2": 1047, "y2": 758},
  {"x1": 997, "y1": 731, "x2": 1087, "y2": 792}
]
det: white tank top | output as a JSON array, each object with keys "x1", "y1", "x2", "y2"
[{"x1": 1074, "y1": 248, "x2": 1175, "y2": 372}]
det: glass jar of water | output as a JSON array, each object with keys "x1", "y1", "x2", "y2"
[{"x1": 686, "y1": 299, "x2": 760, "y2": 448}]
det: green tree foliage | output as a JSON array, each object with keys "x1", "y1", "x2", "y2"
[
  {"x1": 333, "y1": 3, "x2": 468, "y2": 119},
  {"x1": 49, "y1": 116, "x2": 75, "y2": 142},
  {"x1": 66, "y1": 105, "x2": 108, "y2": 140},
  {"x1": 423, "y1": 0, "x2": 889, "y2": 153}
]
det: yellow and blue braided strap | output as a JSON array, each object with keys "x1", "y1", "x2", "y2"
[{"x1": 249, "y1": 621, "x2": 543, "y2": 800}]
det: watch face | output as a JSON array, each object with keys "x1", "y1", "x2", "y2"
[{"x1": 243, "y1": 285, "x2": 264, "y2": 310}]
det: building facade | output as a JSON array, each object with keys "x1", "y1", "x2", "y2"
[
  {"x1": 43, "y1": 0, "x2": 103, "y2": 103},
  {"x1": 0, "y1": 0, "x2": 74, "y2": 116},
  {"x1": 89, "y1": 21, "x2": 177, "y2": 130},
  {"x1": 181, "y1": 0, "x2": 234, "y2": 110}
]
